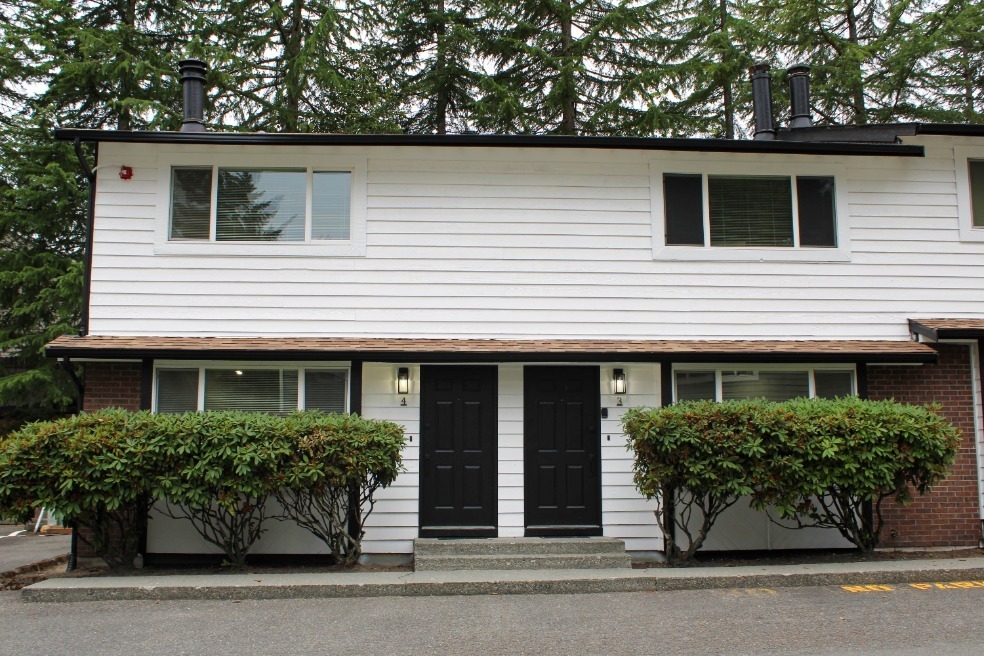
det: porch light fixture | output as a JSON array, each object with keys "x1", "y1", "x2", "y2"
[
  {"x1": 613, "y1": 369, "x2": 626, "y2": 395},
  {"x1": 397, "y1": 367, "x2": 410, "y2": 395}
]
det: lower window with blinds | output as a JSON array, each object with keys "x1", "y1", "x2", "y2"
[
  {"x1": 155, "y1": 366, "x2": 349, "y2": 414},
  {"x1": 674, "y1": 367, "x2": 855, "y2": 402}
]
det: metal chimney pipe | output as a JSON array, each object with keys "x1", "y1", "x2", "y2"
[
  {"x1": 178, "y1": 59, "x2": 207, "y2": 132},
  {"x1": 788, "y1": 64, "x2": 813, "y2": 129},
  {"x1": 749, "y1": 62, "x2": 775, "y2": 141}
]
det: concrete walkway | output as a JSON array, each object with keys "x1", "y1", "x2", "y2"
[{"x1": 21, "y1": 555, "x2": 984, "y2": 602}]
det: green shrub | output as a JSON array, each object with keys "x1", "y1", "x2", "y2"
[
  {"x1": 624, "y1": 398, "x2": 960, "y2": 564},
  {"x1": 0, "y1": 409, "x2": 167, "y2": 569},
  {"x1": 0, "y1": 409, "x2": 407, "y2": 569},
  {"x1": 275, "y1": 412, "x2": 406, "y2": 566},
  {"x1": 753, "y1": 396, "x2": 961, "y2": 551},
  {"x1": 155, "y1": 411, "x2": 294, "y2": 568}
]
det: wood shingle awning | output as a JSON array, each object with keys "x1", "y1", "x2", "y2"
[
  {"x1": 46, "y1": 335, "x2": 939, "y2": 364},
  {"x1": 909, "y1": 319, "x2": 984, "y2": 341}
]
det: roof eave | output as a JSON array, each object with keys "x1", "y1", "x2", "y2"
[{"x1": 52, "y1": 128, "x2": 926, "y2": 158}]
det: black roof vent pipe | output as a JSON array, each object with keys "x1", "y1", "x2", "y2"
[
  {"x1": 750, "y1": 62, "x2": 775, "y2": 141},
  {"x1": 178, "y1": 59, "x2": 207, "y2": 132},
  {"x1": 788, "y1": 64, "x2": 813, "y2": 129}
]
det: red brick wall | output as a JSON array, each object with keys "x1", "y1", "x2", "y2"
[
  {"x1": 82, "y1": 362, "x2": 143, "y2": 411},
  {"x1": 77, "y1": 362, "x2": 145, "y2": 559},
  {"x1": 868, "y1": 343, "x2": 982, "y2": 548}
]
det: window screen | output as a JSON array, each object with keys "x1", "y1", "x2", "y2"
[
  {"x1": 156, "y1": 369, "x2": 199, "y2": 413},
  {"x1": 304, "y1": 370, "x2": 348, "y2": 412},
  {"x1": 663, "y1": 174, "x2": 704, "y2": 245},
  {"x1": 204, "y1": 369, "x2": 299, "y2": 415},
  {"x1": 312, "y1": 172, "x2": 352, "y2": 240},
  {"x1": 971, "y1": 160, "x2": 984, "y2": 228},
  {"x1": 708, "y1": 176, "x2": 793, "y2": 247},
  {"x1": 796, "y1": 176, "x2": 837, "y2": 247},
  {"x1": 721, "y1": 371, "x2": 809, "y2": 401},
  {"x1": 170, "y1": 168, "x2": 212, "y2": 240},
  {"x1": 814, "y1": 371, "x2": 854, "y2": 399},
  {"x1": 216, "y1": 169, "x2": 306, "y2": 241},
  {"x1": 675, "y1": 371, "x2": 716, "y2": 401}
]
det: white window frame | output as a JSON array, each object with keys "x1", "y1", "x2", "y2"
[
  {"x1": 155, "y1": 150, "x2": 368, "y2": 256},
  {"x1": 152, "y1": 361, "x2": 351, "y2": 413},
  {"x1": 650, "y1": 158, "x2": 852, "y2": 262},
  {"x1": 955, "y1": 145, "x2": 984, "y2": 243},
  {"x1": 671, "y1": 363, "x2": 857, "y2": 402}
]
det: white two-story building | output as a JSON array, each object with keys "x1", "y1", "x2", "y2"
[{"x1": 47, "y1": 61, "x2": 984, "y2": 563}]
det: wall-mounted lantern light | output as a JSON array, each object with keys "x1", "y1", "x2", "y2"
[
  {"x1": 397, "y1": 367, "x2": 410, "y2": 395},
  {"x1": 613, "y1": 368, "x2": 626, "y2": 396}
]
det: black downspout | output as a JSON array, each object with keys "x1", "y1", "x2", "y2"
[
  {"x1": 72, "y1": 138, "x2": 97, "y2": 337},
  {"x1": 347, "y1": 361, "x2": 364, "y2": 559},
  {"x1": 660, "y1": 362, "x2": 676, "y2": 557}
]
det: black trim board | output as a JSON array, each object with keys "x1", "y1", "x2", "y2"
[
  {"x1": 909, "y1": 319, "x2": 984, "y2": 341},
  {"x1": 46, "y1": 347, "x2": 939, "y2": 365},
  {"x1": 53, "y1": 128, "x2": 925, "y2": 157}
]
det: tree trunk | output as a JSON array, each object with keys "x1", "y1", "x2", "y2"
[
  {"x1": 719, "y1": 0, "x2": 734, "y2": 139},
  {"x1": 281, "y1": 0, "x2": 305, "y2": 132},
  {"x1": 116, "y1": 0, "x2": 137, "y2": 131},
  {"x1": 435, "y1": 0, "x2": 448, "y2": 135},
  {"x1": 558, "y1": 2, "x2": 576, "y2": 135},
  {"x1": 845, "y1": 1, "x2": 867, "y2": 124}
]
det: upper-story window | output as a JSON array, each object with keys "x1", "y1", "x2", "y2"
[
  {"x1": 650, "y1": 160, "x2": 850, "y2": 262},
  {"x1": 155, "y1": 152, "x2": 367, "y2": 256},
  {"x1": 170, "y1": 167, "x2": 352, "y2": 242},
  {"x1": 663, "y1": 174, "x2": 837, "y2": 248},
  {"x1": 970, "y1": 160, "x2": 984, "y2": 228},
  {"x1": 954, "y1": 147, "x2": 984, "y2": 243}
]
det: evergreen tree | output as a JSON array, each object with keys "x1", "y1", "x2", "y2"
[
  {"x1": 0, "y1": 112, "x2": 86, "y2": 413},
  {"x1": 914, "y1": 0, "x2": 983, "y2": 123},
  {"x1": 657, "y1": 0, "x2": 763, "y2": 138},
  {"x1": 191, "y1": 0, "x2": 401, "y2": 133},
  {"x1": 385, "y1": 0, "x2": 486, "y2": 134},
  {"x1": 477, "y1": 0, "x2": 670, "y2": 135},
  {"x1": 755, "y1": 0, "x2": 925, "y2": 125}
]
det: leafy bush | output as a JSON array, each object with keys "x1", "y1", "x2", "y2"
[
  {"x1": 0, "y1": 409, "x2": 406, "y2": 569},
  {"x1": 753, "y1": 396, "x2": 961, "y2": 551},
  {"x1": 275, "y1": 412, "x2": 406, "y2": 566},
  {"x1": 155, "y1": 411, "x2": 294, "y2": 568},
  {"x1": 624, "y1": 398, "x2": 960, "y2": 564},
  {"x1": 0, "y1": 409, "x2": 167, "y2": 569}
]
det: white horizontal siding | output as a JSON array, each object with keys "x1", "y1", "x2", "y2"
[{"x1": 87, "y1": 137, "x2": 984, "y2": 341}]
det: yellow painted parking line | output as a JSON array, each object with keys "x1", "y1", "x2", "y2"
[
  {"x1": 841, "y1": 581, "x2": 984, "y2": 593},
  {"x1": 908, "y1": 581, "x2": 984, "y2": 590}
]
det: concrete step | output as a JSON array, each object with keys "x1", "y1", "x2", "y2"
[
  {"x1": 413, "y1": 552, "x2": 633, "y2": 572},
  {"x1": 413, "y1": 537, "x2": 627, "y2": 557}
]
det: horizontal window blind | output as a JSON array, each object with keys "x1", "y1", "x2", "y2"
[
  {"x1": 675, "y1": 371, "x2": 716, "y2": 401},
  {"x1": 304, "y1": 370, "x2": 348, "y2": 412},
  {"x1": 722, "y1": 371, "x2": 809, "y2": 401},
  {"x1": 216, "y1": 169, "x2": 306, "y2": 241},
  {"x1": 170, "y1": 168, "x2": 212, "y2": 240},
  {"x1": 813, "y1": 371, "x2": 854, "y2": 399},
  {"x1": 204, "y1": 369, "x2": 299, "y2": 415},
  {"x1": 709, "y1": 176, "x2": 793, "y2": 247},
  {"x1": 312, "y1": 172, "x2": 352, "y2": 240},
  {"x1": 156, "y1": 369, "x2": 199, "y2": 413}
]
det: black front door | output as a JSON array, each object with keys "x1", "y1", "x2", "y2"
[
  {"x1": 419, "y1": 366, "x2": 498, "y2": 537},
  {"x1": 524, "y1": 366, "x2": 602, "y2": 536}
]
